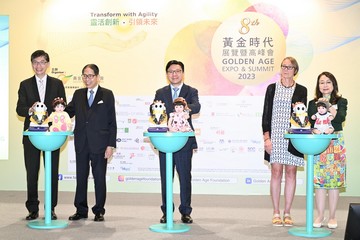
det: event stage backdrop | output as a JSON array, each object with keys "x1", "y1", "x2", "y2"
[{"x1": 1, "y1": 0, "x2": 359, "y2": 196}]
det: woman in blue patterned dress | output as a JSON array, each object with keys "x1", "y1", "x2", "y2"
[
  {"x1": 262, "y1": 57, "x2": 308, "y2": 227},
  {"x1": 308, "y1": 72, "x2": 347, "y2": 229}
]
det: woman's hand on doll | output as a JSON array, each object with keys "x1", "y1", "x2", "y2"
[
  {"x1": 312, "y1": 129, "x2": 321, "y2": 134},
  {"x1": 318, "y1": 97, "x2": 329, "y2": 102},
  {"x1": 324, "y1": 128, "x2": 334, "y2": 134}
]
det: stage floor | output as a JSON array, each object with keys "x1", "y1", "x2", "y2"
[{"x1": 0, "y1": 191, "x2": 358, "y2": 240}]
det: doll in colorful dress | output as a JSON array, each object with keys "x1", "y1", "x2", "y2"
[
  {"x1": 168, "y1": 97, "x2": 192, "y2": 132},
  {"x1": 47, "y1": 97, "x2": 72, "y2": 132}
]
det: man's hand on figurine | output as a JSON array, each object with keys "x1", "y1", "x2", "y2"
[{"x1": 28, "y1": 102, "x2": 38, "y2": 116}]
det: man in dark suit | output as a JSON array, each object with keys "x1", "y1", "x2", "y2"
[
  {"x1": 66, "y1": 64, "x2": 117, "y2": 222},
  {"x1": 16, "y1": 50, "x2": 66, "y2": 220},
  {"x1": 153, "y1": 60, "x2": 201, "y2": 224}
]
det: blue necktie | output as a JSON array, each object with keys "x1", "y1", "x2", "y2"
[
  {"x1": 172, "y1": 87, "x2": 179, "y2": 101},
  {"x1": 88, "y1": 90, "x2": 94, "y2": 107}
]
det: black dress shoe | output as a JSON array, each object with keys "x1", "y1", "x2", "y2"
[
  {"x1": 26, "y1": 211, "x2": 39, "y2": 220},
  {"x1": 51, "y1": 211, "x2": 57, "y2": 220},
  {"x1": 160, "y1": 214, "x2": 166, "y2": 223},
  {"x1": 68, "y1": 212, "x2": 88, "y2": 221},
  {"x1": 181, "y1": 214, "x2": 193, "y2": 224},
  {"x1": 94, "y1": 213, "x2": 104, "y2": 222}
]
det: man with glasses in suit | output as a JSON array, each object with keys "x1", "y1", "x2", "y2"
[
  {"x1": 152, "y1": 60, "x2": 201, "y2": 224},
  {"x1": 16, "y1": 50, "x2": 66, "y2": 221}
]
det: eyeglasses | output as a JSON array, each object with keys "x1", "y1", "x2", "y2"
[
  {"x1": 167, "y1": 69, "x2": 182, "y2": 74},
  {"x1": 81, "y1": 74, "x2": 96, "y2": 79},
  {"x1": 32, "y1": 61, "x2": 48, "y2": 66},
  {"x1": 281, "y1": 65, "x2": 295, "y2": 70}
]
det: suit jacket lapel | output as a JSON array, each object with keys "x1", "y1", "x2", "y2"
[
  {"x1": 31, "y1": 76, "x2": 41, "y2": 102},
  {"x1": 79, "y1": 88, "x2": 90, "y2": 116},
  {"x1": 178, "y1": 85, "x2": 184, "y2": 98},
  {"x1": 44, "y1": 76, "x2": 52, "y2": 103},
  {"x1": 92, "y1": 86, "x2": 103, "y2": 107},
  {"x1": 164, "y1": 85, "x2": 173, "y2": 113},
  {"x1": 86, "y1": 86, "x2": 103, "y2": 119}
]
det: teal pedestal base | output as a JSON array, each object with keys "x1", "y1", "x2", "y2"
[
  {"x1": 284, "y1": 133, "x2": 337, "y2": 238},
  {"x1": 144, "y1": 132, "x2": 194, "y2": 234},
  {"x1": 28, "y1": 220, "x2": 68, "y2": 229},
  {"x1": 289, "y1": 227, "x2": 332, "y2": 238},
  {"x1": 23, "y1": 131, "x2": 72, "y2": 230},
  {"x1": 149, "y1": 223, "x2": 191, "y2": 233}
]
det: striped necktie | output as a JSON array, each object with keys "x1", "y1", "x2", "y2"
[{"x1": 38, "y1": 79, "x2": 45, "y2": 102}]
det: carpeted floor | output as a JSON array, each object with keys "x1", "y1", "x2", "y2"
[{"x1": 0, "y1": 191, "x2": 358, "y2": 240}]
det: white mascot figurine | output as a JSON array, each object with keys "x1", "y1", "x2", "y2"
[
  {"x1": 148, "y1": 100, "x2": 168, "y2": 132},
  {"x1": 289, "y1": 102, "x2": 311, "y2": 133},
  {"x1": 29, "y1": 102, "x2": 49, "y2": 131}
]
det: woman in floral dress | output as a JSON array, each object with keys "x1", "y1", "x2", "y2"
[{"x1": 308, "y1": 71, "x2": 347, "y2": 229}]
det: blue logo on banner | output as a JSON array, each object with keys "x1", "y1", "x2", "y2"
[{"x1": 245, "y1": 178, "x2": 252, "y2": 184}]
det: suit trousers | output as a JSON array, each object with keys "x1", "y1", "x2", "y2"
[
  {"x1": 159, "y1": 148, "x2": 193, "y2": 215},
  {"x1": 23, "y1": 136, "x2": 59, "y2": 212},
  {"x1": 74, "y1": 145, "x2": 108, "y2": 215}
]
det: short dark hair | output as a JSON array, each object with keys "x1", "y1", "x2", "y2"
[
  {"x1": 316, "y1": 101, "x2": 327, "y2": 109},
  {"x1": 31, "y1": 50, "x2": 50, "y2": 62},
  {"x1": 82, "y1": 64, "x2": 99, "y2": 75},
  {"x1": 165, "y1": 60, "x2": 184, "y2": 72}
]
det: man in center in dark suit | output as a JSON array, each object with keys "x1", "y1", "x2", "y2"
[
  {"x1": 153, "y1": 60, "x2": 201, "y2": 224},
  {"x1": 66, "y1": 64, "x2": 117, "y2": 222},
  {"x1": 16, "y1": 50, "x2": 66, "y2": 221}
]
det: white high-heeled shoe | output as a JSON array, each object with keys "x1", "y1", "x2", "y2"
[
  {"x1": 327, "y1": 219, "x2": 337, "y2": 229},
  {"x1": 313, "y1": 217, "x2": 326, "y2": 228}
]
